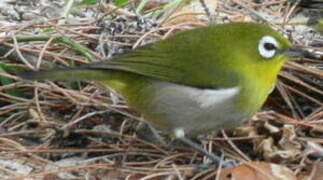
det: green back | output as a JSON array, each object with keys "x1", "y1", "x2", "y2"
[{"x1": 84, "y1": 22, "x2": 290, "y2": 88}]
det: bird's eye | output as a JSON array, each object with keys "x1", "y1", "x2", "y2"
[{"x1": 258, "y1": 35, "x2": 280, "y2": 59}]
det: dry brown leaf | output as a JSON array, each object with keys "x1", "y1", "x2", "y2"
[
  {"x1": 219, "y1": 162, "x2": 296, "y2": 180},
  {"x1": 278, "y1": 125, "x2": 302, "y2": 155},
  {"x1": 297, "y1": 163, "x2": 323, "y2": 180},
  {"x1": 256, "y1": 124, "x2": 301, "y2": 161},
  {"x1": 256, "y1": 137, "x2": 278, "y2": 161}
]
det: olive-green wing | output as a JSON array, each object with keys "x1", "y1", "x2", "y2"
[
  {"x1": 84, "y1": 44, "x2": 187, "y2": 84},
  {"x1": 82, "y1": 25, "x2": 239, "y2": 88}
]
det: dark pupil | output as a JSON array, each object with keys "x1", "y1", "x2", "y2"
[{"x1": 264, "y1": 43, "x2": 276, "y2": 50}]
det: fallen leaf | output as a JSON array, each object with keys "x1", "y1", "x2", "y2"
[{"x1": 219, "y1": 162, "x2": 296, "y2": 180}]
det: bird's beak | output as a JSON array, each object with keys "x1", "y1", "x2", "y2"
[{"x1": 282, "y1": 45, "x2": 309, "y2": 58}]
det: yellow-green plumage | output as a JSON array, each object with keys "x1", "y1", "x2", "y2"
[{"x1": 21, "y1": 22, "x2": 300, "y2": 137}]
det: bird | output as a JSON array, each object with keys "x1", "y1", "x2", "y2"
[{"x1": 19, "y1": 22, "x2": 307, "y2": 164}]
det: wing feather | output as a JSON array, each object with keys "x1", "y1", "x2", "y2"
[{"x1": 80, "y1": 25, "x2": 239, "y2": 88}]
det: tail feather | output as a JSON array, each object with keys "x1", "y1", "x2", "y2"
[
  {"x1": 299, "y1": 0, "x2": 323, "y2": 9},
  {"x1": 18, "y1": 68, "x2": 112, "y2": 82}
]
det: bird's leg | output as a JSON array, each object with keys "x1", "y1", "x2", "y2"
[
  {"x1": 138, "y1": 126, "x2": 234, "y2": 168},
  {"x1": 173, "y1": 128, "x2": 221, "y2": 165},
  {"x1": 177, "y1": 137, "x2": 222, "y2": 164},
  {"x1": 136, "y1": 122, "x2": 167, "y2": 145}
]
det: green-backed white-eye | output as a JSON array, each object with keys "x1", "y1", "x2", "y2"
[{"x1": 19, "y1": 22, "x2": 306, "y2": 163}]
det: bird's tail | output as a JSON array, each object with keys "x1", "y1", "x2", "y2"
[
  {"x1": 299, "y1": 0, "x2": 323, "y2": 9},
  {"x1": 18, "y1": 68, "x2": 113, "y2": 82},
  {"x1": 18, "y1": 67, "x2": 143, "y2": 95}
]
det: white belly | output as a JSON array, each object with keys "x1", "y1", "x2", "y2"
[{"x1": 138, "y1": 80, "x2": 245, "y2": 137}]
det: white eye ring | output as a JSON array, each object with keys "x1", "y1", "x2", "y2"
[{"x1": 258, "y1": 35, "x2": 280, "y2": 59}]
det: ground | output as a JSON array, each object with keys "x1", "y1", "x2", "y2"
[{"x1": 0, "y1": 0, "x2": 323, "y2": 179}]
